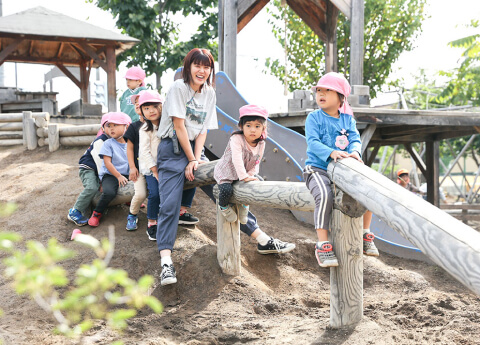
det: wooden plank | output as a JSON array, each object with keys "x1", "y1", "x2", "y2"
[
  {"x1": 0, "y1": 38, "x2": 23, "y2": 64},
  {"x1": 237, "y1": 0, "x2": 269, "y2": 33},
  {"x1": 349, "y1": 0, "x2": 364, "y2": 85},
  {"x1": 440, "y1": 204, "x2": 480, "y2": 210},
  {"x1": 330, "y1": 0, "x2": 352, "y2": 19},
  {"x1": 328, "y1": 157, "x2": 480, "y2": 296}
]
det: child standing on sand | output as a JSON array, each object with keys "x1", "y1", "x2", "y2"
[
  {"x1": 120, "y1": 67, "x2": 147, "y2": 123},
  {"x1": 304, "y1": 72, "x2": 379, "y2": 267}
]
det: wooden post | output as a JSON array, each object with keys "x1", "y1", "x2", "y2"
[
  {"x1": 21, "y1": 111, "x2": 32, "y2": 148},
  {"x1": 223, "y1": 0, "x2": 237, "y2": 84},
  {"x1": 48, "y1": 123, "x2": 60, "y2": 152},
  {"x1": 350, "y1": 0, "x2": 364, "y2": 85},
  {"x1": 106, "y1": 45, "x2": 117, "y2": 112},
  {"x1": 218, "y1": 0, "x2": 225, "y2": 71},
  {"x1": 325, "y1": 1, "x2": 339, "y2": 73},
  {"x1": 80, "y1": 61, "x2": 89, "y2": 104},
  {"x1": 24, "y1": 118, "x2": 37, "y2": 150},
  {"x1": 216, "y1": 199, "x2": 241, "y2": 275},
  {"x1": 426, "y1": 140, "x2": 440, "y2": 206}
]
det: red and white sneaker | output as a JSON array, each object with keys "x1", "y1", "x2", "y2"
[
  {"x1": 363, "y1": 232, "x2": 379, "y2": 256},
  {"x1": 315, "y1": 241, "x2": 339, "y2": 267}
]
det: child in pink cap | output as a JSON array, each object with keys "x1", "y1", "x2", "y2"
[
  {"x1": 214, "y1": 104, "x2": 295, "y2": 254},
  {"x1": 304, "y1": 72, "x2": 379, "y2": 268},
  {"x1": 88, "y1": 112, "x2": 132, "y2": 227},
  {"x1": 120, "y1": 66, "x2": 147, "y2": 123}
]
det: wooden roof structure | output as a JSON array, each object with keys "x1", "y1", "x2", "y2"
[{"x1": 0, "y1": 6, "x2": 140, "y2": 111}]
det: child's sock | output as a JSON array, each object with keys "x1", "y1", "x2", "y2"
[
  {"x1": 363, "y1": 228, "x2": 370, "y2": 234},
  {"x1": 148, "y1": 220, "x2": 157, "y2": 227},
  {"x1": 161, "y1": 256, "x2": 173, "y2": 267},
  {"x1": 317, "y1": 240, "x2": 330, "y2": 247},
  {"x1": 255, "y1": 231, "x2": 270, "y2": 246},
  {"x1": 179, "y1": 208, "x2": 187, "y2": 216},
  {"x1": 219, "y1": 205, "x2": 229, "y2": 210}
]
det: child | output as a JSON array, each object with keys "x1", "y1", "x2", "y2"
[
  {"x1": 155, "y1": 48, "x2": 217, "y2": 286},
  {"x1": 88, "y1": 112, "x2": 132, "y2": 227},
  {"x1": 214, "y1": 104, "x2": 296, "y2": 254},
  {"x1": 124, "y1": 91, "x2": 147, "y2": 231},
  {"x1": 120, "y1": 66, "x2": 147, "y2": 123},
  {"x1": 304, "y1": 72, "x2": 379, "y2": 267},
  {"x1": 68, "y1": 113, "x2": 111, "y2": 226}
]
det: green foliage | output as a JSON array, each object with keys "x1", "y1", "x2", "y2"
[
  {"x1": 0, "y1": 224, "x2": 162, "y2": 341},
  {"x1": 436, "y1": 20, "x2": 480, "y2": 106},
  {"x1": 88, "y1": 0, "x2": 218, "y2": 90},
  {"x1": 265, "y1": 0, "x2": 427, "y2": 98}
]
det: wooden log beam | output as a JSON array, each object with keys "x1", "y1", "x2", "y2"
[
  {"x1": 360, "y1": 124, "x2": 376, "y2": 156},
  {"x1": 0, "y1": 131, "x2": 22, "y2": 139},
  {"x1": 216, "y1": 201, "x2": 241, "y2": 275},
  {"x1": 0, "y1": 112, "x2": 49, "y2": 123},
  {"x1": 184, "y1": 161, "x2": 217, "y2": 190},
  {"x1": 23, "y1": 112, "x2": 37, "y2": 150},
  {"x1": 59, "y1": 135, "x2": 95, "y2": 147},
  {"x1": 76, "y1": 42, "x2": 108, "y2": 71},
  {"x1": 404, "y1": 143, "x2": 427, "y2": 176},
  {"x1": 106, "y1": 45, "x2": 117, "y2": 112},
  {"x1": 0, "y1": 122, "x2": 22, "y2": 131},
  {"x1": 327, "y1": 157, "x2": 480, "y2": 296},
  {"x1": 0, "y1": 139, "x2": 23, "y2": 146},
  {"x1": 58, "y1": 124, "x2": 100, "y2": 137},
  {"x1": 0, "y1": 38, "x2": 23, "y2": 64},
  {"x1": 48, "y1": 123, "x2": 60, "y2": 152}
]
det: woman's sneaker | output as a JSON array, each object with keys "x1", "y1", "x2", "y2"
[
  {"x1": 146, "y1": 224, "x2": 157, "y2": 241},
  {"x1": 178, "y1": 212, "x2": 199, "y2": 225},
  {"x1": 257, "y1": 237, "x2": 296, "y2": 254},
  {"x1": 68, "y1": 208, "x2": 88, "y2": 226},
  {"x1": 220, "y1": 205, "x2": 237, "y2": 223},
  {"x1": 315, "y1": 241, "x2": 339, "y2": 267},
  {"x1": 126, "y1": 214, "x2": 138, "y2": 231},
  {"x1": 363, "y1": 232, "x2": 379, "y2": 256},
  {"x1": 161, "y1": 264, "x2": 177, "y2": 286},
  {"x1": 238, "y1": 204, "x2": 249, "y2": 224}
]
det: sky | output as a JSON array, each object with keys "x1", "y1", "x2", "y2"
[{"x1": 1, "y1": 0, "x2": 479, "y2": 112}]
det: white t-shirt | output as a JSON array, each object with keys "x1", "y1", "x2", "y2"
[{"x1": 157, "y1": 79, "x2": 217, "y2": 141}]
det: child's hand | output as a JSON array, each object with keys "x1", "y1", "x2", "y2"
[
  {"x1": 129, "y1": 167, "x2": 139, "y2": 182},
  {"x1": 330, "y1": 150, "x2": 349, "y2": 162},
  {"x1": 117, "y1": 175, "x2": 128, "y2": 187},
  {"x1": 348, "y1": 151, "x2": 363, "y2": 163},
  {"x1": 243, "y1": 176, "x2": 258, "y2": 182},
  {"x1": 153, "y1": 171, "x2": 159, "y2": 181},
  {"x1": 185, "y1": 161, "x2": 198, "y2": 181}
]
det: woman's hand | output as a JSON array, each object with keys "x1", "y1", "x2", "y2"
[
  {"x1": 185, "y1": 160, "x2": 198, "y2": 181},
  {"x1": 129, "y1": 167, "x2": 139, "y2": 182},
  {"x1": 117, "y1": 175, "x2": 129, "y2": 187}
]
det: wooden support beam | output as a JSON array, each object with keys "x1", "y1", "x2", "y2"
[
  {"x1": 425, "y1": 141, "x2": 440, "y2": 206},
  {"x1": 56, "y1": 63, "x2": 81, "y2": 88},
  {"x1": 56, "y1": 42, "x2": 65, "y2": 58},
  {"x1": 80, "y1": 61, "x2": 89, "y2": 103},
  {"x1": 327, "y1": 157, "x2": 480, "y2": 296},
  {"x1": 287, "y1": 0, "x2": 327, "y2": 41},
  {"x1": 48, "y1": 123, "x2": 60, "y2": 152},
  {"x1": 331, "y1": 0, "x2": 352, "y2": 19},
  {"x1": 28, "y1": 40, "x2": 35, "y2": 56},
  {"x1": 365, "y1": 144, "x2": 380, "y2": 167},
  {"x1": 404, "y1": 143, "x2": 427, "y2": 177},
  {"x1": 350, "y1": 0, "x2": 364, "y2": 85},
  {"x1": 325, "y1": 0, "x2": 339, "y2": 73},
  {"x1": 106, "y1": 45, "x2": 117, "y2": 112},
  {"x1": 68, "y1": 42, "x2": 89, "y2": 60},
  {"x1": 0, "y1": 39, "x2": 23, "y2": 65},
  {"x1": 218, "y1": 0, "x2": 225, "y2": 71},
  {"x1": 224, "y1": 0, "x2": 237, "y2": 83},
  {"x1": 76, "y1": 41, "x2": 108, "y2": 71},
  {"x1": 237, "y1": 0, "x2": 269, "y2": 32},
  {"x1": 216, "y1": 201, "x2": 241, "y2": 275},
  {"x1": 360, "y1": 124, "x2": 376, "y2": 156}
]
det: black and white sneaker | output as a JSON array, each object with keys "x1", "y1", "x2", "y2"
[
  {"x1": 146, "y1": 224, "x2": 157, "y2": 241},
  {"x1": 257, "y1": 237, "x2": 296, "y2": 255},
  {"x1": 161, "y1": 264, "x2": 177, "y2": 286},
  {"x1": 178, "y1": 212, "x2": 199, "y2": 225}
]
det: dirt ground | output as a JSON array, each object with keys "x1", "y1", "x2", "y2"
[{"x1": 0, "y1": 145, "x2": 479, "y2": 345}]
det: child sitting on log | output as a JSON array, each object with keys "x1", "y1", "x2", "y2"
[
  {"x1": 67, "y1": 113, "x2": 112, "y2": 226},
  {"x1": 304, "y1": 72, "x2": 379, "y2": 268},
  {"x1": 88, "y1": 112, "x2": 132, "y2": 227},
  {"x1": 214, "y1": 104, "x2": 295, "y2": 254}
]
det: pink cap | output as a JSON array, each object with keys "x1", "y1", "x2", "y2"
[
  {"x1": 239, "y1": 104, "x2": 269, "y2": 139},
  {"x1": 312, "y1": 72, "x2": 353, "y2": 116},
  {"x1": 125, "y1": 67, "x2": 146, "y2": 87},
  {"x1": 129, "y1": 90, "x2": 147, "y2": 104},
  {"x1": 138, "y1": 90, "x2": 164, "y2": 107},
  {"x1": 239, "y1": 104, "x2": 269, "y2": 120},
  {"x1": 104, "y1": 112, "x2": 132, "y2": 125},
  {"x1": 100, "y1": 113, "x2": 110, "y2": 127}
]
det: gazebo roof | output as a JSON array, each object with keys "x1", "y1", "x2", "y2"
[{"x1": 0, "y1": 6, "x2": 139, "y2": 66}]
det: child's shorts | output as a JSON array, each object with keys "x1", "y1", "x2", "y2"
[{"x1": 303, "y1": 165, "x2": 334, "y2": 230}]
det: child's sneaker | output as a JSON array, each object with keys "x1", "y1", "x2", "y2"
[
  {"x1": 220, "y1": 205, "x2": 237, "y2": 223},
  {"x1": 146, "y1": 224, "x2": 157, "y2": 241},
  {"x1": 315, "y1": 241, "x2": 339, "y2": 267},
  {"x1": 363, "y1": 232, "x2": 379, "y2": 256},
  {"x1": 126, "y1": 214, "x2": 138, "y2": 231},
  {"x1": 238, "y1": 204, "x2": 249, "y2": 224},
  {"x1": 67, "y1": 208, "x2": 88, "y2": 226},
  {"x1": 178, "y1": 212, "x2": 199, "y2": 225},
  {"x1": 257, "y1": 237, "x2": 296, "y2": 254},
  {"x1": 88, "y1": 211, "x2": 102, "y2": 227},
  {"x1": 161, "y1": 263, "x2": 177, "y2": 286}
]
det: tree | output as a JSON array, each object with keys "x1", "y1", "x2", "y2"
[
  {"x1": 436, "y1": 20, "x2": 480, "y2": 106},
  {"x1": 265, "y1": 0, "x2": 427, "y2": 98},
  {"x1": 88, "y1": 0, "x2": 218, "y2": 90}
]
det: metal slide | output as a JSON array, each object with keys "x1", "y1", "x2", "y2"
[{"x1": 174, "y1": 69, "x2": 431, "y2": 262}]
